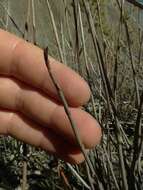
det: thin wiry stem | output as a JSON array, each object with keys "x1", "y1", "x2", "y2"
[
  {"x1": 67, "y1": 163, "x2": 91, "y2": 190},
  {"x1": 0, "y1": 2, "x2": 23, "y2": 35},
  {"x1": 78, "y1": 3, "x2": 97, "y2": 119},
  {"x1": 103, "y1": 145, "x2": 120, "y2": 190},
  {"x1": 21, "y1": 144, "x2": 28, "y2": 190},
  {"x1": 46, "y1": 0, "x2": 64, "y2": 63},
  {"x1": 72, "y1": 0, "x2": 81, "y2": 74},
  {"x1": 113, "y1": 0, "x2": 124, "y2": 104},
  {"x1": 31, "y1": 0, "x2": 36, "y2": 45},
  {"x1": 43, "y1": 47, "x2": 95, "y2": 177},
  {"x1": 131, "y1": 91, "x2": 143, "y2": 173}
]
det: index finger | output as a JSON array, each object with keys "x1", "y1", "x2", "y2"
[{"x1": 0, "y1": 29, "x2": 90, "y2": 106}]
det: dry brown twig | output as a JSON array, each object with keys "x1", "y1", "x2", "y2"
[{"x1": 43, "y1": 47, "x2": 95, "y2": 176}]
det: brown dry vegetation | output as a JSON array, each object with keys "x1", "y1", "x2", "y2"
[{"x1": 0, "y1": 0, "x2": 143, "y2": 189}]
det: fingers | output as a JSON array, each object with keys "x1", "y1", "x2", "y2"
[
  {"x1": 0, "y1": 77, "x2": 101, "y2": 148},
  {"x1": 0, "y1": 29, "x2": 102, "y2": 163},
  {"x1": 0, "y1": 110, "x2": 84, "y2": 164},
  {"x1": 0, "y1": 29, "x2": 90, "y2": 106}
]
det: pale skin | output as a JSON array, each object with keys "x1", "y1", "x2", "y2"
[{"x1": 0, "y1": 29, "x2": 102, "y2": 164}]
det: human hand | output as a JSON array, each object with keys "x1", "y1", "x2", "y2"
[{"x1": 0, "y1": 29, "x2": 101, "y2": 164}]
